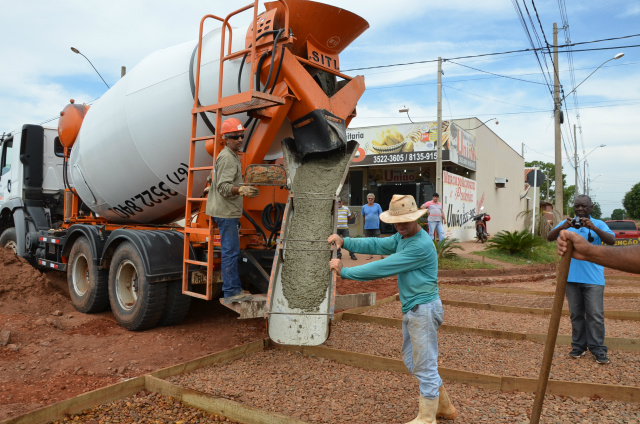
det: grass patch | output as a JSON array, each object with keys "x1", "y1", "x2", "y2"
[
  {"x1": 471, "y1": 240, "x2": 558, "y2": 265},
  {"x1": 439, "y1": 256, "x2": 499, "y2": 270}
]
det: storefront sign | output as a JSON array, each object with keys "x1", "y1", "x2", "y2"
[
  {"x1": 442, "y1": 171, "x2": 477, "y2": 241},
  {"x1": 348, "y1": 121, "x2": 476, "y2": 170},
  {"x1": 449, "y1": 122, "x2": 477, "y2": 171},
  {"x1": 368, "y1": 168, "x2": 420, "y2": 183}
]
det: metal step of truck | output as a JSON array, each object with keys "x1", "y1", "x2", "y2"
[{"x1": 219, "y1": 294, "x2": 268, "y2": 319}]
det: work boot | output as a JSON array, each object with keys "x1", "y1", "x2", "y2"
[
  {"x1": 405, "y1": 395, "x2": 438, "y2": 424},
  {"x1": 436, "y1": 386, "x2": 458, "y2": 419},
  {"x1": 223, "y1": 292, "x2": 253, "y2": 304}
]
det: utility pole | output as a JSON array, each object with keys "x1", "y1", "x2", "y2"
[
  {"x1": 436, "y1": 57, "x2": 443, "y2": 196},
  {"x1": 574, "y1": 124, "x2": 578, "y2": 196},
  {"x1": 553, "y1": 23, "x2": 564, "y2": 221},
  {"x1": 583, "y1": 161, "x2": 587, "y2": 197}
]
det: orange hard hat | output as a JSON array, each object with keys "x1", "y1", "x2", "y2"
[{"x1": 220, "y1": 118, "x2": 245, "y2": 136}]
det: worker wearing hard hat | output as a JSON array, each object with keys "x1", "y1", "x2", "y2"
[
  {"x1": 206, "y1": 118, "x2": 259, "y2": 304},
  {"x1": 328, "y1": 194, "x2": 457, "y2": 424}
]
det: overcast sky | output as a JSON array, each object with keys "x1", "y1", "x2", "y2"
[{"x1": 1, "y1": 0, "x2": 638, "y2": 217}]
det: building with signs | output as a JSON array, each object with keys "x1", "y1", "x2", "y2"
[{"x1": 342, "y1": 118, "x2": 527, "y2": 241}]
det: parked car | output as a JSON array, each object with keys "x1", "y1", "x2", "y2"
[{"x1": 605, "y1": 220, "x2": 640, "y2": 245}]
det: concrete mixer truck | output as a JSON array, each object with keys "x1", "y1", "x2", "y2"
[{"x1": 0, "y1": 0, "x2": 370, "y2": 343}]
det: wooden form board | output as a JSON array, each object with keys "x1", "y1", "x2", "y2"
[
  {"x1": 440, "y1": 283, "x2": 640, "y2": 298},
  {"x1": 341, "y1": 312, "x2": 640, "y2": 351},
  {"x1": 442, "y1": 299, "x2": 640, "y2": 320},
  {"x1": 0, "y1": 376, "x2": 146, "y2": 424},
  {"x1": 272, "y1": 344, "x2": 640, "y2": 403},
  {"x1": 145, "y1": 375, "x2": 308, "y2": 424},
  {"x1": 333, "y1": 293, "x2": 399, "y2": 321},
  {"x1": 1, "y1": 340, "x2": 266, "y2": 424}
]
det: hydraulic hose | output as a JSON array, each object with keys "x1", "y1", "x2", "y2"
[
  {"x1": 261, "y1": 203, "x2": 285, "y2": 246},
  {"x1": 242, "y1": 210, "x2": 268, "y2": 245}
]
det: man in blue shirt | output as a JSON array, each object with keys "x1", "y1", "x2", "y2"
[
  {"x1": 362, "y1": 193, "x2": 383, "y2": 260},
  {"x1": 547, "y1": 195, "x2": 615, "y2": 364},
  {"x1": 329, "y1": 194, "x2": 457, "y2": 424}
]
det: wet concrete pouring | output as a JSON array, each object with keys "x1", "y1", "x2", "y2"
[{"x1": 280, "y1": 152, "x2": 352, "y2": 310}]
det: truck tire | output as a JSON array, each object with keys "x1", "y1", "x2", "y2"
[
  {"x1": 67, "y1": 237, "x2": 110, "y2": 313},
  {"x1": 0, "y1": 227, "x2": 18, "y2": 253},
  {"x1": 157, "y1": 280, "x2": 192, "y2": 327},
  {"x1": 108, "y1": 242, "x2": 167, "y2": 331}
]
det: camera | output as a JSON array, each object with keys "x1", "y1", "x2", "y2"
[{"x1": 571, "y1": 216, "x2": 583, "y2": 229}]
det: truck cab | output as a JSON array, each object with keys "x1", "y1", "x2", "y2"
[{"x1": 0, "y1": 125, "x2": 66, "y2": 257}]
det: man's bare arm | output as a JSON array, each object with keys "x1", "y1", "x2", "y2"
[{"x1": 557, "y1": 230, "x2": 640, "y2": 274}]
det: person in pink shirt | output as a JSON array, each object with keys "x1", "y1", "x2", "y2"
[{"x1": 421, "y1": 193, "x2": 447, "y2": 241}]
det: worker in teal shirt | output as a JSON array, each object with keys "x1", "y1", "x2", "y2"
[{"x1": 329, "y1": 194, "x2": 457, "y2": 424}]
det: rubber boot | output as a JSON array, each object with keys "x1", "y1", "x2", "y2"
[
  {"x1": 405, "y1": 395, "x2": 438, "y2": 424},
  {"x1": 436, "y1": 386, "x2": 458, "y2": 419}
]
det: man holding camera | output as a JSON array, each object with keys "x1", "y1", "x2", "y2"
[{"x1": 547, "y1": 195, "x2": 615, "y2": 364}]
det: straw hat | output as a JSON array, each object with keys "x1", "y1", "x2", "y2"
[{"x1": 379, "y1": 194, "x2": 428, "y2": 223}]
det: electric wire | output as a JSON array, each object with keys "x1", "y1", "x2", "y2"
[{"x1": 446, "y1": 60, "x2": 548, "y2": 85}]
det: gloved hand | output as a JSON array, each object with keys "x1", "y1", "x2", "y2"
[{"x1": 238, "y1": 186, "x2": 259, "y2": 198}]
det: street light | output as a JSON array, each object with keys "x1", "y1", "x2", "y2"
[
  {"x1": 560, "y1": 53, "x2": 624, "y2": 102},
  {"x1": 462, "y1": 117, "x2": 499, "y2": 131},
  {"x1": 399, "y1": 106, "x2": 414, "y2": 123},
  {"x1": 70, "y1": 47, "x2": 110, "y2": 89},
  {"x1": 553, "y1": 50, "x2": 623, "y2": 222}
]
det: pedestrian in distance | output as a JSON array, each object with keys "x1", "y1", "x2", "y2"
[
  {"x1": 558, "y1": 230, "x2": 640, "y2": 274},
  {"x1": 335, "y1": 197, "x2": 357, "y2": 260},
  {"x1": 329, "y1": 194, "x2": 457, "y2": 424},
  {"x1": 420, "y1": 193, "x2": 446, "y2": 242},
  {"x1": 206, "y1": 118, "x2": 259, "y2": 304},
  {"x1": 547, "y1": 194, "x2": 615, "y2": 364},
  {"x1": 362, "y1": 193, "x2": 384, "y2": 260}
]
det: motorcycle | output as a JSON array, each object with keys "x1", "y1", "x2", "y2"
[{"x1": 472, "y1": 207, "x2": 491, "y2": 243}]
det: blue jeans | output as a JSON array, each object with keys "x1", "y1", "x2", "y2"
[
  {"x1": 214, "y1": 217, "x2": 243, "y2": 298},
  {"x1": 401, "y1": 299, "x2": 444, "y2": 399},
  {"x1": 565, "y1": 282, "x2": 607, "y2": 356},
  {"x1": 428, "y1": 221, "x2": 445, "y2": 241}
]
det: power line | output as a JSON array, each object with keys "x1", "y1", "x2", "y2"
[
  {"x1": 343, "y1": 43, "x2": 640, "y2": 73},
  {"x1": 447, "y1": 60, "x2": 548, "y2": 85}
]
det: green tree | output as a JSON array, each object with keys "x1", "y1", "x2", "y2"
[
  {"x1": 564, "y1": 185, "x2": 576, "y2": 216},
  {"x1": 622, "y1": 182, "x2": 640, "y2": 219},
  {"x1": 611, "y1": 208, "x2": 625, "y2": 220},
  {"x1": 590, "y1": 201, "x2": 602, "y2": 219}
]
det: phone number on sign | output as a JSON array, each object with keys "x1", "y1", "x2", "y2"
[{"x1": 372, "y1": 152, "x2": 437, "y2": 163}]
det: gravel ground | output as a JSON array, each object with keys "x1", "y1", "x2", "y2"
[
  {"x1": 325, "y1": 320, "x2": 640, "y2": 386},
  {"x1": 466, "y1": 278, "x2": 640, "y2": 293},
  {"x1": 167, "y1": 349, "x2": 640, "y2": 424},
  {"x1": 46, "y1": 390, "x2": 238, "y2": 423},
  {"x1": 439, "y1": 286, "x2": 640, "y2": 310},
  {"x1": 364, "y1": 300, "x2": 640, "y2": 339}
]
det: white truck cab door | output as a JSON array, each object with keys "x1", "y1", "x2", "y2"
[{"x1": 0, "y1": 133, "x2": 18, "y2": 204}]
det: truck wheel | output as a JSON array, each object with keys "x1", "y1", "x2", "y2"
[
  {"x1": 157, "y1": 280, "x2": 192, "y2": 327},
  {"x1": 68, "y1": 237, "x2": 109, "y2": 313},
  {"x1": 0, "y1": 227, "x2": 18, "y2": 253},
  {"x1": 108, "y1": 242, "x2": 167, "y2": 331}
]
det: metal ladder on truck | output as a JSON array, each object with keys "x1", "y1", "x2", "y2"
[{"x1": 181, "y1": 1, "x2": 289, "y2": 300}]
